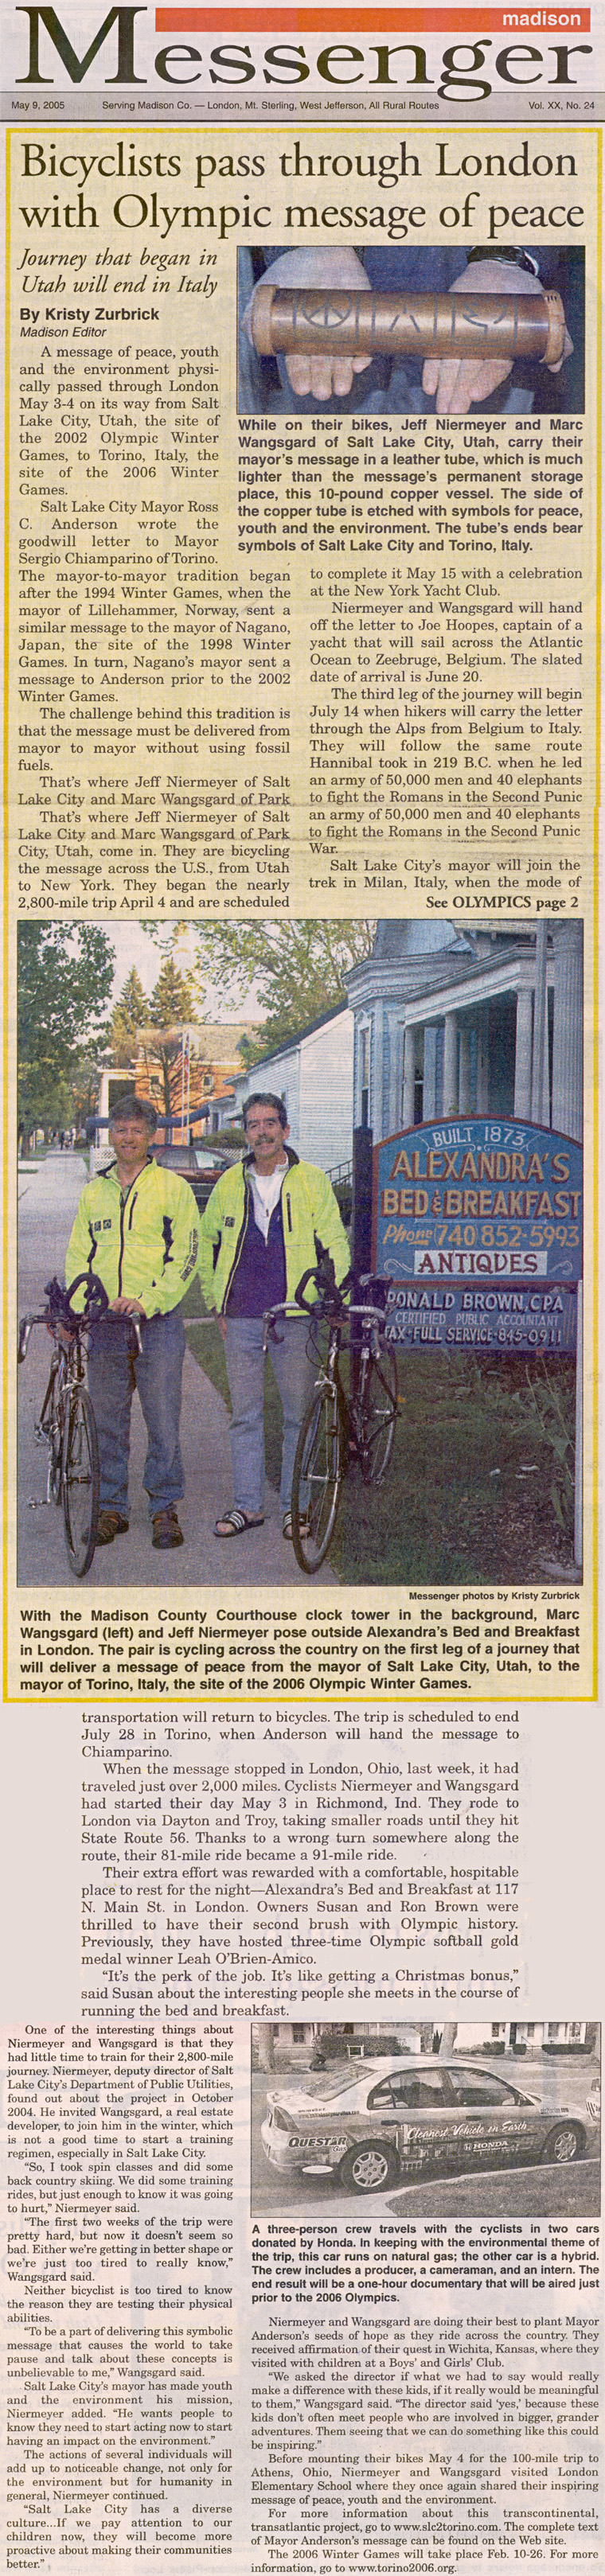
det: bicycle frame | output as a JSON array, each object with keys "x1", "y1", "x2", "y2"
[
  {"x1": 21, "y1": 1314, "x2": 88, "y2": 1511},
  {"x1": 263, "y1": 1297, "x2": 391, "y2": 1469}
]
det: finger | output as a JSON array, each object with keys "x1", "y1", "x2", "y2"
[
  {"x1": 546, "y1": 328, "x2": 573, "y2": 375},
  {"x1": 310, "y1": 356, "x2": 348, "y2": 400},
  {"x1": 429, "y1": 356, "x2": 512, "y2": 415},
  {"x1": 287, "y1": 351, "x2": 370, "y2": 399},
  {"x1": 286, "y1": 355, "x2": 313, "y2": 396},
  {"x1": 330, "y1": 358, "x2": 357, "y2": 398},
  {"x1": 446, "y1": 358, "x2": 512, "y2": 415}
]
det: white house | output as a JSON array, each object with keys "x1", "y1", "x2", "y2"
[
  {"x1": 346, "y1": 919, "x2": 583, "y2": 1145},
  {"x1": 232, "y1": 1004, "x2": 354, "y2": 1177}
]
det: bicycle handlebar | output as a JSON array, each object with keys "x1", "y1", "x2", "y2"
[
  {"x1": 294, "y1": 1264, "x2": 342, "y2": 1318},
  {"x1": 18, "y1": 1270, "x2": 110, "y2": 1362},
  {"x1": 263, "y1": 1295, "x2": 390, "y2": 1354}
]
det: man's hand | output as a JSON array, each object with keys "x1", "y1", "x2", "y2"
[
  {"x1": 422, "y1": 255, "x2": 572, "y2": 416},
  {"x1": 111, "y1": 1296, "x2": 146, "y2": 1319},
  {"x1": 245, "y1": 249, "x2": 373, "y2": 400}
]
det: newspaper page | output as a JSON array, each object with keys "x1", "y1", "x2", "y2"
[{"x1": 0, "y1": 2, "x2": 603, "y2": 2573}]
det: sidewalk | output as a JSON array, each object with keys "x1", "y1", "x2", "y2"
[{"x1": 18, "y1": 1154, "x2": 336, "y2": 1592}]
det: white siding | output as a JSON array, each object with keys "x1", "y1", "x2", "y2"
[{"x1": 235, "y1": 1012, "x2": 354, "y2": 1171}]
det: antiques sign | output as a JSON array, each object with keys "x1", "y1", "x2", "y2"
[{"x1": 373, "y1": 1118, "x2": 582, "y2": 1357}]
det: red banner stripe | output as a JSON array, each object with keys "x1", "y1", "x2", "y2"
[{"x1": 155, "y1": 6, "x2": 591, "y2": 25}]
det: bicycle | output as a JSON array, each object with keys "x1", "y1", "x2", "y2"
[
  {"x1": 263, "y1": 1260, "x2": 399, "y2": 1575},
  {"x1": 18, "y1": 1272, "x2": 110, "y2": 1577}
]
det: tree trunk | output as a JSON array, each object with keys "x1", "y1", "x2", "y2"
[{"x1": 256, "y1": 2025, "x2": 275, "y2": 2073}]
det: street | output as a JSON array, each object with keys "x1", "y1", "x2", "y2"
[{"x1": 17, "y1": 1151, "x2": 336, "y2": 1592}]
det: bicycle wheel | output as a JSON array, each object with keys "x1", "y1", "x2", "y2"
[
  {"x1": 61, "y1": 1387, "x2": 100, "y2": 1576},
  {"x1": 291, "y1": 1385, "x2": 342, "y2": 1573},
  {"x1": 48, "y1": 1427, "x2": 63, "y2": 1506},
  {"x1": 39, "y1": 1368, "x2": 63, "y2": 1503},
  {"x1": 359, "y1": 1347, "x2": 398, "y2": 1486}
]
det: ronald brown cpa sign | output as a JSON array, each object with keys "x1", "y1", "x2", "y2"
[{"x1": 373, "y1": 1117, "x2": 582, "y2": 1358}]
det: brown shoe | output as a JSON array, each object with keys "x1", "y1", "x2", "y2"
[
  {"x1": 96, "y1": 1510, "x2": 129, "y2": 1545},
  {"x1": 153, "y1": 1507, "x2": 183, "y2": 1549}
]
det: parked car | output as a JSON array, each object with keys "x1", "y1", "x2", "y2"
[
  {"x1": 152, "y1": 1139, "x2": 240, "y2": 1213},
  {"x1": 260, "y1": 2057, "x2": 588, "y2": 2196},
  {"x1": 586, "y1": 2075, "x2": 601, "y2": 2123}
]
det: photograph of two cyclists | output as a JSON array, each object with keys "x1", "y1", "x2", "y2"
[{"x1": 16, "y1": 914, "x2": 583, "y2": 1592}]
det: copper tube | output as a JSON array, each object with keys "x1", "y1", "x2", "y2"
[{"x1": 251, "y1": 283, "x2": 566, "y2": 371}]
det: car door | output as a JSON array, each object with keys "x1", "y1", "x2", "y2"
[
  {"x1": 440, "y1": 2066, "x2": 537, "y2": 2170},
  {"x1": 366, "y1": 2066, "x2": 454, "y2": 2177}
]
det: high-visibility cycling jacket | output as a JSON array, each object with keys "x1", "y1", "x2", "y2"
[
  {"x1": 64, "y1": 1156, "x2": 200, "y2": 1317},
  {"x1": 198, "y1": 1147, "x2": 350, "y2": 1317}
]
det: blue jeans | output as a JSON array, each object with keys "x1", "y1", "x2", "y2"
[
  {"x1": 224, "y1": 1315, "x2": 314, "y2": 1514},
  {"x1": 88, "y1": 1307, "x2": 185, "y2": 1519}
]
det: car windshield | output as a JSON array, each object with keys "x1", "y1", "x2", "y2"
[
  {"x1": 154, "y1": 1144, "x2": 220, "y2": 1170},
  {"x1": 280, "y1": 2067, "x2": 373, "y2": 2102}
]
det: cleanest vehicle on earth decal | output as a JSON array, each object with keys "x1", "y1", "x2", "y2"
[{"x1": 261, "y1": 2059, "x2": 589, "y2": 2196}]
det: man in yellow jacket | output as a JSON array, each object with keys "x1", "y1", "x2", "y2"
[
  {"x1": 198, "y1": 1093, "x2": 349, "y2": 1541},
  {"x1": 65, "y1": 1093, "x2": 199, "y2": 1549}
]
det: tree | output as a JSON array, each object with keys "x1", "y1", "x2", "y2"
[
  {"x1": 108, "y1": 966, "x2": 148, "y2": 1067},
  {"x1": 71, "y1": 1047, "x2": 107, "y2": 1132},
  {"x1": 255, "y1": 2025, "x2": 276, "y2": 2073},
  {"x1": 189, "y1": 920, "x2": 376, "y2": 1062},
  {"x1": 146, "y1": 958, "x2": 197, "y2": 1117},
  {"x1": 18, "y1": 924, "x2": 114, "y2": 1141}
]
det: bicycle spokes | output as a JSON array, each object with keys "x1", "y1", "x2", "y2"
[
  {"x1": 291, "y1": 1388, "x2": 342, "y2": 1572},
  {"x1": 358, "y1": 1350, "x2": 398, "y2": 1486},
  {"x1": 61, "y1": 1389, "x2": 100, "y2": 1576}
]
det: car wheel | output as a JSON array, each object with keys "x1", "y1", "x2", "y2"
[
  {"x1": 541, "y1": 2122, "x2": 584, "y2": 2165},
  {"x1": 339, "y1": 2141, "x2": 399, "y2": 2195}
]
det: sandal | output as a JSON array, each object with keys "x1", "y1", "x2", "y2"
[
  {"x1": 283, "y1": 1512, "x2": 310, "y2": 1541},
  {"x1": 96, "y1": 1509, "x2": 129, "y2": 1545},
  {"x1": 214, "y1": 1509, "x2": 264, "y2": 1537}
]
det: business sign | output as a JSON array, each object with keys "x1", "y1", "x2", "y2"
[
  {"x1": 383, "y1": 1281, "x2": 577, "y2": 1355},
  {"x1": 373, "y1": 1117, "x2": 582, "y2": 1358}
]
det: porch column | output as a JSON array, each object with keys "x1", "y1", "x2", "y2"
[
  {"x1": 373, "y1": 999, "x2": 385, "y2": 1141},
  {"x1": 387, "y1": 1010, "x2": 400, "y2": 1136},
  {"x1": 402, "y1": 1023, "x2": 416, "y2": 1128},
  {"x1": 459, "y1": 1023, "x2": 471, "y2": 1116},
  {"x1": 443, "y1": 1012, "x2": 459, "y2": 1117},
  {"x1": 513, "y1": 982, "x2": 533, "y2": 1120},
  {"x1": 476, "y1": 1006, "x2": 490, "y2": 1114},
  {"x1": 531, "y1": 922, "x2": 548, "y2": 1127},
  {"x1": 424, "y1": 1023, "x2": 438, "y2": 1120},
  {"x1": 552, "y1": 922, "x2": 583, "y2": 1142}
]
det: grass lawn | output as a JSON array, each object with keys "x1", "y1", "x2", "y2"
[
  {"x1": 185, "y1": 1270, "x2": 577, "y2": 1588},
  {"x1": 330, "y1": 1348, "x2": 576, "y2": 1587}
]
